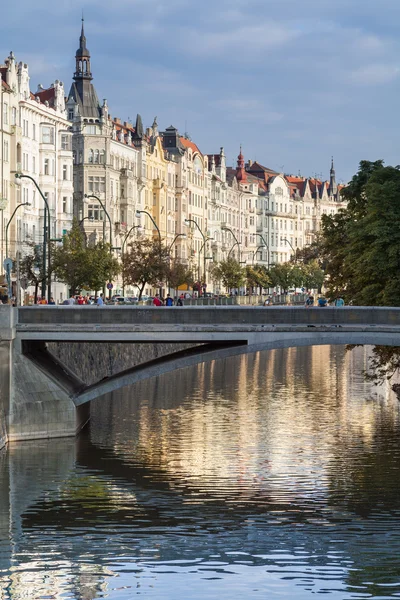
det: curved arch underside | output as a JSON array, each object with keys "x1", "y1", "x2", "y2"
[{"x1": 73, "y1": 331, "x2": 400, "y2": 405}]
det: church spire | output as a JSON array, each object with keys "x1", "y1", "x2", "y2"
[
  {"x1": 329, "y1": 156, "x2": 337, "y2": 197},
  {"x1": 74, "y1": 17, "x2": 92, "y2": 81}
]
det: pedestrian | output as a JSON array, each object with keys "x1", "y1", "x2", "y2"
[
  {"x1": 77, "y1": 295, "x2": 85, "y2": 305},
  {"x1": 317, "y1": 296, "x2": 328, "y2": 307},
  {"x1": 165, "y1": 294, "x2": 174, "y2": 306},
  {"x1": 334, "y1": 296, "x2": 345, "y2": 307},
  {"x1": 305, "y1": 295, "x2": 314, "y2": 307},
  {"x1": 67, "y1": 295, "x2": 76, "y2": 305},
  {"x1": 96, "y1": 293, "x2": 104, "y2": 306},
  {"x1": 48, "y1": 297, "x2": 56, "y2": 305},
  {"x1": 153, "y1": 293, "x2": 162, "y2": 306},
  {"x1": 177, "y1": 297, "x2": 183, "y2": 306}
]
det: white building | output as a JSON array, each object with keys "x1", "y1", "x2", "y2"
[{"x1": 0, "y1": 51, "x2": 73, "y2": 303}]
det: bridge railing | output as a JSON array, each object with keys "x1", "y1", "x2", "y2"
[{"x1": 15, "y1": 305, "x2": 400, "y2": 328}]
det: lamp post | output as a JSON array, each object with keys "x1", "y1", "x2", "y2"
[
  {"x1": 136, "y1": 210, "x2": 162, "y2": 295},
  {"x1": 15, "y1": 173, "x2": 51, "y2": 301},
  {"x1": 167, "y1": 233, "x2": 187, "y2": 295},
  {"x1": 84, "y1": 194, "x2": 112, "y2": 249},
  {"x1": 5, "y1": 202, "x2": 31, "y2": 259},
  {"x1": 255, "y1": 233, "x2": 270, "y2": 269},
  {"x1": 281, "y1": 237, "x2": 296, "y2": 262},
  {"x1": 78, "y1": 215, "x2": 94, "y2": 227},
  {"x1": 222, "y1": 226, "x2": 241, "y2": 262},
  {"x1": 185, "y1": 218, "x2": 208, "y2": 296},
  {"x1": 121, "y1": 225, "x2": 143, "y2": 296},
  {"x1": 136, "y1": 210, "x2": 161, "y2": 244},
  {"x1": 227, "y1": 241, "x2": 240, "y2": 260},
  {"x1": 252, "y1": 245, "x2": 266, "y2": 264},
  {"x1": 85, "y1": 193, "x2": 113, "y2": 298}
]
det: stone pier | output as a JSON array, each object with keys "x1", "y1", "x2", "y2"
[{"x1": 0, "y1": 306, "x2": 88, "y2": 448}]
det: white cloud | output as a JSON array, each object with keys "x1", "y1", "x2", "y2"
[{"x1": 349, "y1": 63, "x2": 400, "y2": 85}]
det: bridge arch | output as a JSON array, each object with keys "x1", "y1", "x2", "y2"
[{"x1": 73, "y1": 331, "x2": 400, "y2": 405}]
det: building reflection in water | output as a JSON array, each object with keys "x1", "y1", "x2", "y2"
[{"x1": 1, "y1": 345, "x2": 400, "y2": 599}]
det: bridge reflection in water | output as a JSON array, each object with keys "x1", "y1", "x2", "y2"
[{"x1": 1, "y1": 345, "x2": 400, "y2": 599}]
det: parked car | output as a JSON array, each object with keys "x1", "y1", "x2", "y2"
[{"x1": 127, "y1": 297, "x2": 138, "y2": 304}]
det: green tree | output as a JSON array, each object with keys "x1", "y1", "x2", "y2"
[
  {"x1": 52, "y1": 219, "x2": 120, "y2": 295},
  {"x1": 19, "y1": 242, "x2": 47, "y2": 303},
  {"x1": 301, "y1": 259, "x2": 325, "y2": 291},
  {"x1": 246, "y1": 265, "x2": 271, "y2": 293},
  {"x1": 269, "y1": 263, "x2": 295, "y2": 292},
  {"x1": 167, "y1": 259, "x2": 194, "y2": 291},
  {"x1": 210, "y1": 258, "x2": 245, "y2": 291},
  {"x1": 321, "y1": 160, "x2": 400, "y2": 305},
  {"x1": 122, "y1": 237, "x2": 170, "y2": 299}
]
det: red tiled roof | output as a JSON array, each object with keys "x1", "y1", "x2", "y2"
[
  {"x1": 35, "y1": 87, "x2": 56, "y2": 107},
  {"x1": 180, "y1": 136, "x2": 202, "y2": 156}
]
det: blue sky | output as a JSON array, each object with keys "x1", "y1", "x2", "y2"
[{"x1": 2, "y1": 0, "x2": 400, "y2": 182}]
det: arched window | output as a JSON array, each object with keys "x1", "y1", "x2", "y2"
[
  {"x1": 94, "y1": 150, "x2": 100, "y2": 164},
  {"x1": 88, "y1": 149, "x2": 93, "y2": 163}
]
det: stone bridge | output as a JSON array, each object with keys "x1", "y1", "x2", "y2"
[{"x1": 2, "y1": 304, "x2": 400, "y2": 446}]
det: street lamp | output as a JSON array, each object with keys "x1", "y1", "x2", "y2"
[
  {"x1": 85, "y1": 193, "x2": 113, "y2": 298},
  {"x1": 255, "y1": 233, "x2": 270, "y2": 269},
  {"x1": 185, "y1": 218, "x2": 209, "y2": 296},
  {"x1": 5, "y1": 202, "x2": 31, "y2": 259},
  {"x1": 167, "y1": 233, "x2": 187, "y2": 295},
  {"x1": 121, "y1": 224, "x2": 143, "y2": 296},
  {"x1": 281, "y1": 237, "x2": 296, "y2": 262},
  {"x1": 122, "y1": 225, "x2": 143, "y2": 256},
  {"x1": 222, "y1": 226, "x2": 241, "y2": 262},
  {"x1": 136, "y1": 210, "x2": 162, "y2": 295},
  {"x1": 78, "y1": 215, "x2": 95, "y2": 227},
  {"x1": 252, "y1": 245, "x2": 266, "y2": 264},
  {"x1": 15, "y1": 173, "x2": 51, "y2": 301},
  {"x1": 136, "y1": 210, "x2": 161, "y2": 244},
  {"x1": 168, "y1": 232, "x2": 187, "y2": 253},
  {"x1": 84, "y1": 194, "x2": 112, "y2": 250}
]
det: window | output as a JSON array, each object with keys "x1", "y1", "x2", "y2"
[
  {"x1": 32, "y1": 123, "x2": 36, "y2": 140},
  {"x1": 88, "y1": 176, "x2": 106, "y2": 193},
  {"x1": 23, "y1": 119, "x2": 28, "y2": 136},
  {"x1": 62, "y1": 197, "x2": 68, "y2": 213},
  {"x1": 42, "y1": 126, "x2": 54, "y2": 144},
  {"x1": 3, "y1": 141, "x2": 8, "y2": 162},
  {"x1": 61, "y1": 135, "x2": 69, "y2": 150},
  {"x1": 88, "y1": 149, "x2": 93, "y2": 163},
  {"x1": 44, "y1": 158, "x2": 49, "y2": 175},
  {"x1": 32, "y1": 190, "x2": 36, "y2": 208},
  {"x1": 68, "y1": 109, "x2": 74, "y2": 120},
  {"x1": 94, "y1": 150, "x2": 99, "y2": 164},
  {"x1": 3, "y1": 102, "x2": 8, "y2": 125},
  {"x1": 32, "y1": 156, "x2": 36, "y2": 173},
  {"x1": 62, "y1": 165, "x2": 68, "y2": 180},
  {"x1": 86, "y1": 125, "x2": 97, "y2": 134},
  {"x1": 11, "y1": 107, "x2": 17, "y2": 126},
  {"x1": 87, "y1": 204, "x2": 104, "y2": 220}
]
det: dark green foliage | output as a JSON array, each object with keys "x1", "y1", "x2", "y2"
[
  {"x1": 321, "y1": 160, "x2": 400, "y2": 305},
  {"x1": 52, "y1": 219, "x2": 120, "y2": 295}
]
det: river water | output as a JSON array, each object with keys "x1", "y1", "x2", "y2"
[{"x1": 1, "y1": 345, "x2": 400, "y2": 599}]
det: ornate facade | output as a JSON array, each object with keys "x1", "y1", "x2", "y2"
[{"x1": 0, "y1": 51, "x2": 73, "y2": 301}]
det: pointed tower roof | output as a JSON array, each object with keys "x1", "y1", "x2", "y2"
[
  {"x1": 68, "y1": 19, "x2": 101, "y2": 119},
  {"x1": 76, "y1": 18, "x2": 90, "y2": 58},
  {"x1": 328, "y1": 156, "x2": 338, "y2": 196},
  {"x1": 236, "y1": 145, "x2": 248, "y2": 183}
]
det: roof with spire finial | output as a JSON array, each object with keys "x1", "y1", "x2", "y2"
[
  {"x1": 68, "y1": 19, "x2": 102, "y2": 119},
  {"x1": 236, "y1": 145, "x2": 248, "y2": 183},
  {"x1": 76, "y1": 17, "x2": 90, "y2": 58}
]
